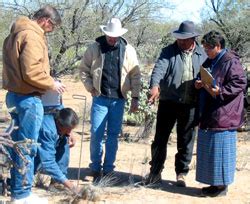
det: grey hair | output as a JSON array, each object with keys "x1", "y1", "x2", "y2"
[{"x1": 32, "y1": 5, "x2": 61, "y2": 25}]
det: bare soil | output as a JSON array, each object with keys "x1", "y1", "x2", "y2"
[{"x1": 1, "y1": 76, "x2": 250, "y2": 204}]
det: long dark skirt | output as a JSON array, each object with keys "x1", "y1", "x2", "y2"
[{"x1": 196, "y1": 129, "x2": 237, "y2": 186}]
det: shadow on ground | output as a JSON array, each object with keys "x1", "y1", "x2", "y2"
[{"x1": 67, "y1": 167, "x2": 201, "y2": 197}]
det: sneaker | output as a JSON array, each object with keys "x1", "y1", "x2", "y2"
[
  {"x1": 176, "y1": 174, "x2": 186, "y2": 187},
  {"x1": 201, "y1": 185, "x2": 228, "y2": 197},
  {"x1": 11, "y1": 193, "x2": 48, "y2": 204}
]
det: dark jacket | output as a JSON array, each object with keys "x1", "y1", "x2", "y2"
[
  {"x1": 150, "y1": 41, "x2": 206, "y2": 104},
  {"x1": 96, "y1": 36, "x2": 125, "y2": 98},
  {"x1": 79, "y1": 36, "x2": 140, "y2": 99},
  {"x1": 200, "y1": 50, "x2": 247, "y2": 130}
]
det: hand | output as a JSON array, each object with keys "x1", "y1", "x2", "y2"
[
  {"x1": 194, "y1": 79, "x2": 203, "y2": 89},
  {"x1": 54, "y1": 81, "x2": 66, "y2": 94},
  {"x1": 148, "y1": 86, "x2": 160, "y2": 104},
  {"x1": 203, "y1": 84, "x2": 220, "y2": 97},
  {"x1": 64, "y1": 180, "x2": 81, "y2": 196},
  {"x1": 68, "y1": 134, "x2": 76, "y2": 148},
  {"x1": 130, "y1": 98, "x2": 139, "y2": 113},
  {"x1": 90, "y1": 88, "x2": 98, "y2": 97},
  {"x1": 70, "y1": 184, "x2": 82, "y2": 196}
]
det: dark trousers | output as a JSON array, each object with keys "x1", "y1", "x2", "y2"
[{"x1": 150, "y1": 100, "x2": 197, "y2": 175}]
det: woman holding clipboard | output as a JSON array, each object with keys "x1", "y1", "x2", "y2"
[{"x1": 194, "y1": 31, "x2": 247, "y2": 197}]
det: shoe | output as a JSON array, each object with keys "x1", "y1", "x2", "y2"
[
  {"x1": 91, "y1": 171, "x2": 102, "y2": 184},
  {"x1": 201, "y1": 185, "x2": 228, "y2": 197},
  {"x1": 48, "y1": 180, "x2": 66, "y2": 192},
  {"x1": 176, "y1": 174, "x2": 186, "y2": 187},
  {"x1": 102, "y1": 171, "x2": 114, "y2": 178},
  {"x1": 34, "y1": 173, "x2": 51, "y2": 188},
  {"x1": 201, "y1": 185, "x2": 214, "y2": 194},
  {"x1": 11, "y1": 193, "x2": 48, "y2": 204},
  {"x1": 100, "y1": 171, "x2": 119, "y2": 186},
  {"x1": 139, "y1": 173, "x2": 162, "y2": 187}
]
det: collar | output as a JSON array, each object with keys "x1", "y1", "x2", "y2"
[{"x1": 211, "y1": 49, "x2": 226, "y2": 67}]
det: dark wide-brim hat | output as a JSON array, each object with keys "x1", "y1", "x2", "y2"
[{"x1": 171, "y1": 20, "x2": 200, "y2": 39}]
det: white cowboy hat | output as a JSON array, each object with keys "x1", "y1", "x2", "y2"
[
  {"x1": 171, "y1": 20, "x2": 200, "y2": 39},
  {"x1": 100, "y1": 18, "x2": 128, "y2": 37}
]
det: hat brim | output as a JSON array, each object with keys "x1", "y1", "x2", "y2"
[
  {"x1": 100, "y1": 25, "x2": 128, "y2": 37},
  {"x1": 171, "y1": 29, "x2": 200, "y2": 39}
]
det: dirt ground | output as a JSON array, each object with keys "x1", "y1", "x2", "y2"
[{"x1": 0, "y1": 76, "x2": 250, "y2": 204}]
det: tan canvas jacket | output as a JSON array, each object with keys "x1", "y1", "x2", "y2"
[
  {"x1": 79, "y1": 39, "x2": 141, "y2": 99},
  {"x1": 2, "y1": 17, "x2": 55, "y2": 94}
]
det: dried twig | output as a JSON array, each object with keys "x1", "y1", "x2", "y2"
[{"x1": 0, "y1": 118, "x2": 40, "y2": 194}]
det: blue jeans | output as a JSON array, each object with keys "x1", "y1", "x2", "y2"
[
  {"x1": 55, "y1": 136, "x2": 69, "y2": 178},
  {"x1": 90, "y1": 96, "x2": 125, "y2": 173},
  {"x1": 6, "y1": 91, "x2": 44, "y2": 199},
  {"x1": 34, "y1": 113, "x2": 69, "y2": 183}
]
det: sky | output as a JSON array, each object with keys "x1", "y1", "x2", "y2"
[
  {"x1": 2, "y1": 0, "x2": 207, "y2": 23},
  {"x1": 162, "y1": 0, "x2": 206, "y2": 23}
]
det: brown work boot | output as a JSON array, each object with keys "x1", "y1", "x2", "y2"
[{"x1": 176, "y1": 174, "x2": 186, "y2": 187}]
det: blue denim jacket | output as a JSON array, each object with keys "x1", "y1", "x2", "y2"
[{"x1": 35, "y1": 114, "x2": 69, "y2": 183}]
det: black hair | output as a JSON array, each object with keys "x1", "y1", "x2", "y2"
[
  {"x1": 201, "y1": 30, "x2": 225, "y2": 49},
  {"x1": 32, "y1": 5, "x2": 61, "y2": 25},
  {"x1": 55, "y1": 108, "x2": 79, "y2": 128}
]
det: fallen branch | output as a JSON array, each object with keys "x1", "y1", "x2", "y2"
[{"x1": 0, "y1": 118, "x2": 40, "y2": 194}]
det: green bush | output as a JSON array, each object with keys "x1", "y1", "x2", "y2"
[{"x1": 124, "y1": 77, "x2": 157, "y2": 139}]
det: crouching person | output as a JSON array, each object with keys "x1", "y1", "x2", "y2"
[{"x1": 35, "y1": 108, "x2": 79, "y2": 193}]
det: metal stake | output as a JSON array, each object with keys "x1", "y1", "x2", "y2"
[{"x1": 72, "y1": 94, "x2": 87, "y2": 186}]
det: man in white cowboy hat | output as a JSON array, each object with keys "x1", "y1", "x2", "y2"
[
  {"x1": 143, "y1": 20, "x2": 207, "y2": 187},
  {"x1": 79, "y1": 18, "x2": 141, "y2": 182}
]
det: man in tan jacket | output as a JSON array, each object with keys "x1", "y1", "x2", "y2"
[
  {"x1": 2, "y1": 5, "x2": 65, "y2": 204},
  {"x1": 79, "y1": 18, "x2": 141, "y2": 182}
]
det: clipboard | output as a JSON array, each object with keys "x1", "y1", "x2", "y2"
[
  {"x1": 200, "y1": 66, "x2": 214, "y2": 86},
  {"x1": 41, "y1": 90, "x2": 62, "y2": 107}
]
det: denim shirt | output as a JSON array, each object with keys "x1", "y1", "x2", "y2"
[{"x1": 36, "y1": 114, "x2": 67, "y2": 183}]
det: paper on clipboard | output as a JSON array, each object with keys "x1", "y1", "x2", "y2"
[
  {"x1": 41, "y1": 90, "x2": 62, "y2": 107},
  {"x1": 200, "y1": 66, "x2": 214, "y2": 86}
]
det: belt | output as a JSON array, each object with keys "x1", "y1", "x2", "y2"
[
  {"x1": 29, "y1": 92, "x2": 42, "y2": 98},
  {"x1": 43, "y1": 107, "x2": 59, "y2": 115},
  {"x1": 9, "y1": 91, "x2": 42, "y2": 98}
]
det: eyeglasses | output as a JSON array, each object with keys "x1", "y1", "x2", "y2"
[
  {"x1": 47, "y1": 18, "x2": 57, "y2": 28},
  {"x1": 203, "y1": 45, "x2": 215, "y2": 51}
]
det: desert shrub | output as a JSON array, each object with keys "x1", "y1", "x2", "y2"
[{"x1": 123, "y1": 76, "x2": 157, "y2": 139}]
